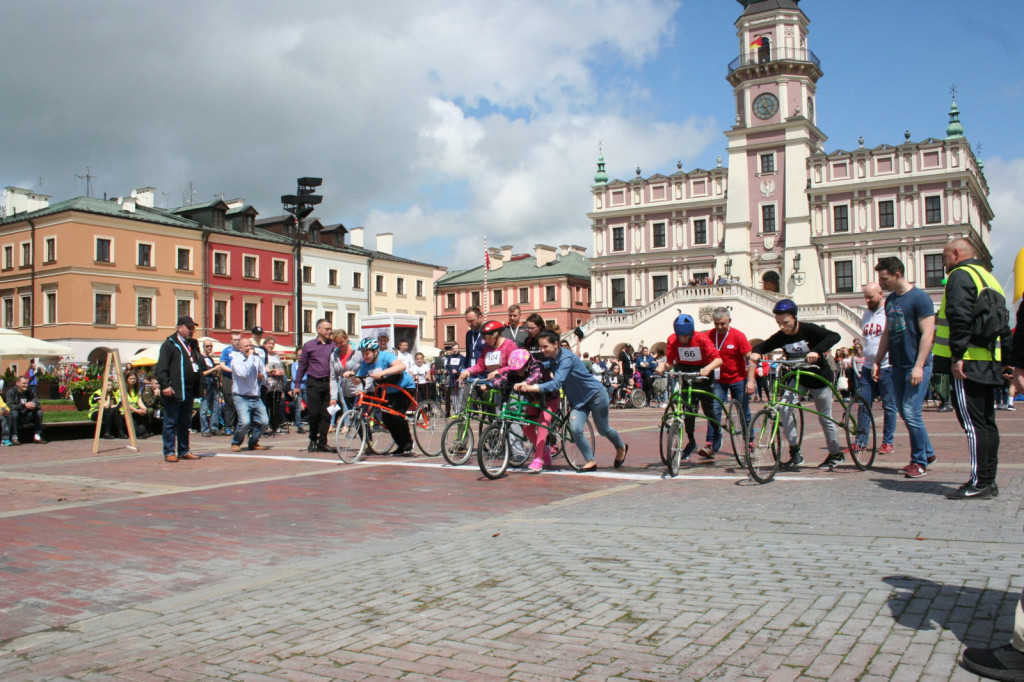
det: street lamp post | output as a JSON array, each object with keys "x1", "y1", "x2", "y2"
[{"x1": 282, "y1": 177, "x2": 323, "y2": 349}]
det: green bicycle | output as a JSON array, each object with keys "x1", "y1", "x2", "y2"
[
  {"x1": 658, "y1": 371, "x2": 749, "y2": 477},
  {"x1": 747, "y1": 359, "x2": 876, "y2": 484},
  {"x1": 440, "y1": 379, "x2": 502, "y2": 466}
]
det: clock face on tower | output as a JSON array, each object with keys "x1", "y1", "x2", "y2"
[{"x1": 752, "y1": 92, "x2": 779, "y2": 120}]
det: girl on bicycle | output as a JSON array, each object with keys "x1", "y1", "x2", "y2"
[
  {"x1": 655, "y1": 313, "x2": 723, "y2": 459},
  {"x1": 491, "y1": 348, "x2": 558, "y2": 472}
]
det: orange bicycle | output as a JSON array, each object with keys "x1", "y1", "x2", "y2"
[{"x1": 334, "y1": 379, "x2": 444, "y2": 463}]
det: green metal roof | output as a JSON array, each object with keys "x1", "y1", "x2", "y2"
[
  {"x1": 0, "y1": 196, "x2": 200, "y2": 229},
  {"x1": 437, "y1": 251, "x2": 590, "y2": 286}
]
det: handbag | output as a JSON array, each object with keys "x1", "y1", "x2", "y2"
[{"x1": 836, "y1": 374, "x2": 849, "y2": 391}]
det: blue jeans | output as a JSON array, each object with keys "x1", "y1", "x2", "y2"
[
  {"x1": 199, "y1": 385, "x2": 222, "y2": 433},
  {"x1": 705, "y1": 380, "x2": 751, "y2": 449},
  {"x1": 162, "y1": 393, "x2": 193, "y2": 456},
  {"x1": 232, "y1": 395, "x2": 268, "y2": 447},
  {"x1": 891, "y1": 364, "x2": 935, "y2": 466},
  {"x1": 856, "y1": 366, "x2": 896, "y2": 447},
  {"x1": 292, "y1": 389, "x2": 306, "y2": 427},
  {"x1": 570, "y1": 391, "x2": 624, "y2": 462}
]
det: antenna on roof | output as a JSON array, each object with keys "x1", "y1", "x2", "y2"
[
  {"x1": 75, "y1": 167, "x2": 96, "y2": 198},
  {"x1": 182, "y1": 181, "x2": 197, "y2": 206}
]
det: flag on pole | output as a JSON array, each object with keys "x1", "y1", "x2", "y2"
[
  {"x1": 483, "y1": 236, "x2": 489, "y2": 318},
  {"x1": 749, "y1": 36, "x2": 764, "y2": 48}
]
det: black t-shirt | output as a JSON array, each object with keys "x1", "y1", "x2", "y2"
[
  {"x1": 752, "y1": 321, "x2": 841, "y2": 390},
  {"x1": 618, "y1": 349, "x2": 633, "y2": 377}
]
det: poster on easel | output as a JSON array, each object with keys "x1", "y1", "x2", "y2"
[{"x1": 92, "y1": 350, "x2": 138, "y2": 454}]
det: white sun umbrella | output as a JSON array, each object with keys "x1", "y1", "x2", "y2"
[{"x1": 0, "y1": 328, "x2": 73, "y2": 359}]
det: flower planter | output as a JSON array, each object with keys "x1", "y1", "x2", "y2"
[{"x1": 71, "y1": 391, "x2": 91, "y2": 411}]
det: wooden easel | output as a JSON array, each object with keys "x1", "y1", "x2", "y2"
[{"x1": 92, "y1": 350, "x2": 138, "y2": 454}]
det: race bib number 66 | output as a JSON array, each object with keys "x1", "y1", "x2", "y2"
[{"x1": 677, "y1": 347, "x2": 702, "y2": 363}]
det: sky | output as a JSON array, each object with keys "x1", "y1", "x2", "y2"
[{"x1": 2, "y1": 0, "x2": 1022, "y2": 287}]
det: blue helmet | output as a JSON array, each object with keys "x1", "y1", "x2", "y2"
[
  {"x1": 673, "y1": 314, "x2": 695, "y2": 337},
  {"x1": 357, "y1": 338, "x2": 379, "y2": 351},
  {"x1": 772, "y1": 299, "x2": 798, "y2": 316}
]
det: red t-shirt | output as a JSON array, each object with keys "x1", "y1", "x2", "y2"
[
  {"x1": 707, "y1": 327, "x2": 752, "y2": 385},
  {"x1": 665, "y1": 331, "x2": 720, "y2": 369}
]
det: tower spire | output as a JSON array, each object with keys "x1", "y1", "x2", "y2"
[
  {"x1": 593, "y1": 142, "x2": 608, "y2": 185},
  {"x1": 946, "y1": 84, "x2": 965, "y2": 140}
]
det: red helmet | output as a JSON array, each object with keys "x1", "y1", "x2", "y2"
[{"x1": 481, "y1": 320, "x2": 505, "y2": 334}]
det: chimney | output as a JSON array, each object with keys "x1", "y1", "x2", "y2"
[
  {"x1": 4, "y1": 186, "x2": 50, "y2": 215},
  {"x1": 118, "y1": 196, "x2": 136, "y2": 213},
  {"x1": 376, "y1": 232, "x2": 393, "y2": 255},
  {"x1": 570, "y1": 245, "x2": 587, "y2": 257},
  {"x1": 488, "y1": 247, "x2": 503, "y2": 270},
  {"x1": 535, "y1": 244, "x2": 557, "y2": 267},
  {"x1": 134, "y1": 187, "x2": 156, "y2": 208},
  {"x1": 559, "y1": 244, "x2": 570, "y2": 256},
  {"x1": 350, "y1": 227, "x2": 365, "y2": 248},
  {"x1": 501, "y1": 245, "x2": 513, "y2": 261}
]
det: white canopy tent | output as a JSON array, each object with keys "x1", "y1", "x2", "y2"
[{"x1": 0, "y1": 329, "x2": 73, "y2": 360}]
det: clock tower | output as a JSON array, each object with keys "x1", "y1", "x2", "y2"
[{"x1": 721, "y1": 0, "x2": 826, "y2": 302}]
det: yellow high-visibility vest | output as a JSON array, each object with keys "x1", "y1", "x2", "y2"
[{"x1": 934, "y1": 264, "x2": 1003, "y2": 362}]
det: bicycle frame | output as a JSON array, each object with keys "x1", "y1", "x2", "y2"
[
  {"x1": 662, "y1": 372, "x2": 730, "y2": 432},
  {"x1": 762, "y1": 360, "x2": 847, "y2": 430}
]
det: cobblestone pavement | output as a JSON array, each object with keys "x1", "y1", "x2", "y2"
[{"x1": 1, "y1": 404, "x2": 1022, "y2": 680}]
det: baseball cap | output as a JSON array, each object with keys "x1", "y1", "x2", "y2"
[
  {"x1": 177, "y1": 316, "x2": 196, "y2": 328},
  {"x1": 251, "y1": 326, "x2": 264, "y2": 335}
]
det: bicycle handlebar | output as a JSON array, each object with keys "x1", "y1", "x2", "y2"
[{"x1": 664, "y1": 371, "x2": 711, "y2": 382}]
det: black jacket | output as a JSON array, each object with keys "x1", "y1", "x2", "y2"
[
  {"x1": 934, "y1": 258, "x2": 1012, "y2": 385},
  {"x1": 155, "y1": 333, "x2": 202, "y2": 400},
  {"x1": 1012, "y1": 301, "x2": 1024, "y2": 370}
]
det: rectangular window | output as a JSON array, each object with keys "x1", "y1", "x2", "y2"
[
  {"x1": 44, "y1": 237, "x2": 56, "y2": 263},
  {"x1": 545, "y1": 285, "x2": 556, "y2": 302},
  {"x1": 45, "y1": 292, "x2": 56, "y2": 324},
  {"x1": 137, "y1": 243, "x2": 152, "y2": 267},
  {"x1": 694, "y1": 219, "x2": 708, "y2": 244},
  {"x1": 2, "y1": 298, "x2": 12, "y2": 327},
  {"x1": 347, "y1": 312, "x2": 356, "y2": 335},
  {"x1": 213, "y1": 252, "x2": 229, "y2": 275},
  {"x1": 353, "y1": 272, "x2": 363, "y2": 289},
  {"x1": 176, "y1": 299, "x2": 191, "y2": 320},
  {"x1": 20, "y1": 295, "x2": 31, "y2": 327},
  {"x1": 445, "y1": 293, "x2": 456, "y2": 310},
  {"x1": 243, "y1": 302, "x2": 258, "y2": 330},
  {"x1": 925, "y1": 196, "x2": 942, "y2": 224},
  {"x1": 272, "y1": 259, "x2": 287, "y2": 282},
  {"x1": 761, "y1": 205, "x2": 776, "y2": 233},
  {"x1": 302, "y1": 265, "x2": 312, "y2": 284},
  {"x1": 519, "y1": 287, "x2": 529, "y2": 304},
  {"x1": 470, "y1": 291, "x2": 480, "y2": 308},
  {"x1": 652, "y1": 275, "x2": 668, "y2": 299},
  {"x1": 214, "y1": 301, "x2": 228, "y2": 329},
  {"x1": 243, "y1": 255, "x2": 258, "y2": 279},
  {"x1": 21, "y1": 242, "x2": 32, "y2": 266},
  {"x1": 96, "y1": 238, "x2": 112, "y2": 263},
  {"x1": 611, "y1": 278, "x2": 626, "y2": 308},
  {"x1": 137, "y1": 296, "x2": 153, "y2": 327},
  {"x1": 375, "y1": 274, "x2": 385, "y2": 293},
  {"x1": 274, "y1": 305, "x2": 286, "y2": 332},
  {"x1": 878, "y1": 200, "x2": 895, "y2": 228},
  {"x1": 3, "y1": 245, "x2": 12, "y2": 269},
  {"x1": 328, "y1": 269, "x2": 338, "y2": 286},
  {"x1": 176, "y1": 248, "x2": 191, "y2": 271},
  {"x1": 833, "y1": 205, "x2": 849, "y2": 232},
  {"x1": 302, "y1": 309, "x2": 313, "y2": 334},
  {"x1": 323, "y1": 311, "x2": 333, "y2": 326},
  {"x1": 396, "y1": 277, "x2": 405, "y2": 295},
  {"x1": 652, "y1": 222, "x2": 666, "y2": 248},
  {"x1": 760, "y1": 153, "x2": 775, "y2": 173},
  {"x1": 835, "y1": 261, "x2": 854, "y2": 293},
  {"x1": 493, "y1": 289, "x2": 503, "y2": 306},
  {"x1": 924, "y1": 254, "x2": 945, "y2": 288},
  {"x1": 612, "y1": 227, "x2": 625, "y2": 252},
  {"x1": 95, "y1": 293, "x2": 112, "y2": 325},
  {"x1": 416, "y1": 280, "x2": 424, "y2": 298},
  {"x1": 445, "y1": 325, "x2": 456, "y2": 343}
]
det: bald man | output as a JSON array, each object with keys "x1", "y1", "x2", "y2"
[
  {"x1": 936, "y1": 237, "x2": 1008, "y2": 499},
  {"x1": 855, "y1": 282, "x2": 896, "y2": 456}
]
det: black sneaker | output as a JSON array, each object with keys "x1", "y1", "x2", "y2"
[
  {"x1": 783, "y1": 446, "x2": 803, "y2": 468},
  {"x1": 680, "y1": 440, "x2": 697, "y2": 461},
  {"x1": 817, "y1": 452, "x2": 845, "y2": 469},
  {"x1": 945, "y1": 481, "x2": 996, "y2": 500},
  {"x1": 962, "y1": 643, "x2": 1024, "y2": 680}
]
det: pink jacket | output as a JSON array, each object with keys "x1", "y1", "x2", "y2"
[{"x1": 466, "y1": 338, "x2": 519, "y2": 376}]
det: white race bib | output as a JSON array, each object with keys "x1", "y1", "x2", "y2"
[
  {"x1": 485, "y1": 350, "x2": 502, "y2": 366},
  {"x1": 677, "y1": 346, "x2": 702, "y2": 363}
]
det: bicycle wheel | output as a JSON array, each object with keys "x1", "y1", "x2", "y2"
[
  {"x1": 560, "y1": 415, "x2": 596, "y2": 471},
  {"x1": 441, "y1": 417, "x2": 475, "y2": 466},
  {"x1": 843, "y1": 395, "x2": 876, "y2": 470},
  {"x1": 658, "y1": 403, "x2": 675, "y2": 466},
  {"x1": 507, "y1": 422, "x2": 534, "y2": 468},
  {"x1": 478, "y1": 423, "x2": 510, "y2": 479},
  {"x1": 334, "y1": 410, "x2": 367, "y2": 464},
  {"x1": 746, "y1": 409, "x2": 781, "y2": 484},
  {"x1": 725, "y1": 399, "x2": 748, "y2": 468},
  {"x1": 666, "y1": 418, "x2": 684, "y2": 477},
  {"x1": 366, "y1": 414, "x2": 395, "y2": 455},
  {"x1": 629, "y1": 388, "x2": 647, "y2": 409},
  {"x1": 411, "y1": 400, "x2": 445, "y2": 456}
]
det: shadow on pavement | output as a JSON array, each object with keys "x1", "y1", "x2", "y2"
[
  {"x1": 871, "y1": 478, "x2": 951, "y2": 496},
  {"x1": 883, "y1": 575, "x2": 1017, "y2": 646}
]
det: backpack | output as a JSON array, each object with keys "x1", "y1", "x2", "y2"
[{"x1": 957, "y1": 264, "x2": 1011, "y2": 349}]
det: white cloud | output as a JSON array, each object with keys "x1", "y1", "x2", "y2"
[{"x1": 984, "y1": 156, "x2": 1024, "y2": 298}]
